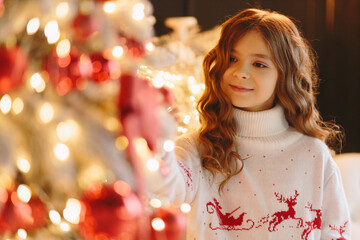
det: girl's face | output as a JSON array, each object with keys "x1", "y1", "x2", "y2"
[{"x1": 221, "y1": 30, "x2": 278, "y2": 112}]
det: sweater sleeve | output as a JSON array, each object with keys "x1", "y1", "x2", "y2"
[
  {"x1": 145, "y1": 134, "x2": 201, "y2": 205},
  {"x1": 321, "y1": 160, "x2": 352, "y2": 239}
]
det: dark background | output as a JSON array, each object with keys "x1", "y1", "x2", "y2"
[{"x1": 150, "y1": 0, "x2": 360, "y2": 153}]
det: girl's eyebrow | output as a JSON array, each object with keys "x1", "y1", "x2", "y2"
[{"x1": 231, "y1": 49, "x2": 271, "y2": 60}]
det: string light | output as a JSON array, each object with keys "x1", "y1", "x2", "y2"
[
  {"x1": 146, "y1": 158, "x2": 160, "y2": 171},
  {"x1": 39, "y1": 102, "x2": 55, "y2": 123},
  {"x1": 17, "y1": 157, "x2": 31, "y2": 173},
  {"x1": 26, "y1": 18, "x2": 40, "y2": 35},
  {"x1": 56, "y1": 119, "x2": 79, "y2": 142},
  {"x1": 145, "y1": 42, "x2": 155, "y2": 52},
  {"x1": 49, "y1": 210, "x2": 62, "y2": 224},
  {"x1": 56, "y1": 2, "x2": 70, "y2": 18},
  {"x1": 115, "y1": 136, "x2": 129, "y2": 150},
  {"x1": 17, "y1": 184, "x2": 31, "y2": 203},
  {"x1": 56, "y1": 39, "x2": 71, "y2": 58},
  {"x1": 54, "y1": 143, "x2": 70, "y2": 161},
  {"x1": 12, "y1": 97, "x2": 24, "y2": 114},
  {"x1": 103, "y1": 1, "x2": 116, "y2": 14},
  {"x1": 63, "y1": 198, "x2": 81, "y2": 224},
  {"x1": 150, "y1": 198, "x2": 162, "y2": 208},
  {"x1": 151, "y1": 218, "x2": 165, "y2": 231},
  {"x1": 44, "y1": 21, "x2": 60, "y2": 44},
  {"x1": 112, "y1": 46, "x2": 124, "y2": 58},
  {"x1": 163, "y1": 140, "x2": 175, "y2": 152},
  {"x1": 0, "y1": 94, "x2": 12, "y2": 114},
  {"x1": 180, "y1": 203, "x2": 191, "y2": 213},
  {"x1": 60, "y1": 221, "x2": 71, "y2": 232},
  {"x1": 132, "y1": 3, "x2": 145, "y2": 21},
  {"x1": 17, "y1": 229, "x2": 27, "y2": 239}
]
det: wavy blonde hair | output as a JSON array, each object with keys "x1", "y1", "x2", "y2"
[{"x1": 197, "y1": 8, "x2": 342, "y2": 193}]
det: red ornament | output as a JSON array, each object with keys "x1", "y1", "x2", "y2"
[
  {"x1": 45, "y1": 47, "x2": 91, "y2": 95},
  {"x1": 78, "y1": 181, "x2": 143, "y2": 240},
  {"x1": 72, "y1": 13, "x2": 102, "y2": 43},
  {"x1": 150, "y1": 205, "x2": 186, "y2": 240},
  {"x1": 0, "y1": 188, "x2": 47, "y2": 234},
  {"x1": 0, "y1": 46, "x2": 28, "y2": 94},
  {"x1": 118, "y1": 74, "x2": 160, "y2": 151},
  {"x1": 89, "y1": 53, "x2": 120, "y2": 83}
]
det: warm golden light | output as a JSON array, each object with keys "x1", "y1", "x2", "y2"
[
  {"x1": 45, "y1": 21, "x2": 60, "y2": 44},
  {"x1": 104, "y1": 117, "x2": 120, "y2": 132},
  {"x1": 63, "y1": 198, "x2": 81, "y2": 224},
  {"x1": 0, "y1": 94, "x2": 12, "y2": 114},
  {"x1": 180, "y1": 203, "x2": 191, "y2": 213},
  {"x1": 17, "y1": 184, "x2": 31, "y2": 203},
  {"x1": 56, "y1": 2, "x2": 70, "y2": 18},
  {"x1": 56, "y1": 39, "x2": 71, "y2": 58},
  {"x1": 30, "y1": 73, "x2": 43, "y2": 89},
  {"x1": 150, "y1": 198, "x2": 162, "y2": 208},
  {"x1": 26, "y1": 18, "x2": 40, "y2": 35},
  {"x1": 39, "y1": 102, "x2": 55, "y2": 123},
  {"x1": 56, "y1": 120, "x2": 79, "y2": 142},
  {"x1": 152, "y1": 218, "x2": 165, "y2": 231},
  {"x1": 132, "y1": 3, "x2": 145, "y2": 21},
  {"x1": 112, "y1": 46, "x2": 124, "y2": 58},
  {"x1": 134, "y1": 138, "x2": 151, "y2": 158},
  {"x1": 17, "y1": 229, "x2": 27, "y2": 239},
  {"x1": 163, "y1": 140, "x2": 175, "y2": 152},
  {"x1": 115, "y1": 136, "x2": 129, "y2": 150},
  {"x1": 17, "y1": 157, "x2": 31, "y2": 173},
  {"x1": 49, "y1": 210, "x2": 62, "y2": 224},
  {"x1": 60, "y1": 221, "x2": 70, "y2": 231},
  {"x1": 103, "y1": 1, "x2": 116, "y2": 14},
  {"x1": 54, "y1": 143, "x2": 70, "y2": 161},
  {"x1": 145, "y1": 42, "x2": 155, "y2": 52},
  {"x1": 146, "y1": 158, "x2": 159, "y2": 172},
  {"x1": 12, "y1": 97, "x2": 24, "y2": 114}
]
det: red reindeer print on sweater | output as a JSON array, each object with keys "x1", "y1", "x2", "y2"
[
  {"x1": 301, "y1": 203, "x2": 322, "y2": 240},
  {"x1": 329, "y1": 221, "x2": 348, "y2": 240},
  {"x1": 206, "y1": 198, "x2": 254, "y2": 231},
  {"x1": 177, "y1": 161, "x2": 193, "y2": 190},
  {"x1": 268, "y1": 190, "x2": 303, "y2": 232}
]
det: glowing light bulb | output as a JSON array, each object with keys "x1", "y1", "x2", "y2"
[
  {"x1": 30, "y1": 73, "x2": 43, "y2": 89},
  {"x1": 56, "y1": 39, "x2": 71, "y2": 58},
  {"x1": 17, "y1": 184, "x2": 31, "y2": 203},
  {"x1": 45, "y1": 21, "x2": 60, "y2": 44},
  {"x1": 112, "y1": 46, "x2": 124, "y2": 58},
  {"x1": 12, "y1": 97, "x2": 24, "y2": 114},
  {"x1": 152, "y1": 218, "x2": 165, "y2": 231},
  {"x1": 39, "y1": 102, "x2": 54, "y2": 123},
  {"x1": 146, "y1": 158, "x2": 160, "y2": 172},
  {"x1": 49, "y1": 210, "x2": 61, "y2": 224},
  {"x1": 60, "y1": 221, "x2": 70, "y2": 231},
  {"x1": 163, "y1": 140, "x2": 175, "y2": 152},
  {"x1": 145, "y1": 42, "x2": 155, "y2": 52},
  {"x1": 180, "y1": 203, "x2": 191, "y2": 213},
  {"x1": 134, "y1": 138, "x2": 151, "y2": 158},
  {"x1": 54, "y1": 143, "x2": 70, "y2": 161},
  {"x1": 56, "y1": 2, "x2": 69, "y2": 18},
  {"x1": 103, "y1": 1, "x2": 116, "y2": 14},
  {"x1": 56, "y1": 120, "x2": 79, "y2": 142},
  {"x1": 150, "y1": 198, "x2": 162, "y2": 208},
  {"x1": 115, "y1": 136, "x2": 129, "y2": 150},
  {"x1": 132, "y1": 3, "x2": 145, "y2": 21},
  {"x1": 27, "y1": 18, "x2": 40, "y2": 35},
  {"x1": 63, "y1": 198, "x2": 81, "y2": 224},
  {"x1": 104, "y1": 117, "x2": 120, "y2": 132},
  {"x1": 183, "y1": 115, "x2": 191, "y2": 124},
  {"x1": 17, "y1": 157, "x2": 31, "y2": 173},
  {"x1": 17, "y1": 229, "x2": 27, "y2": 239},
  {"x1": 0, "y1": 94, "x2": 11, "y2": 114}
]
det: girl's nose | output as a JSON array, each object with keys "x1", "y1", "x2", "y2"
[{"x1": 233, "y1": 64, "x2": 250, "y2": 80}]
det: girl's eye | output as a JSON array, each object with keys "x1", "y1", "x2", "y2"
[
  {"x1": 229, "y1": 56, "x2": 237, "y2": 62},
  {"x1": 254, "y1": 62, "x2": 267, "y2": 68}
]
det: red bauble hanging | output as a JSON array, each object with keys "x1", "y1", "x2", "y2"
[
  {"x1": 0, "y1": 188, "x2": 47, "y2": 234},
  {"x1": 72, "y1": 13, "x2": 102, "y2": 43},
  {"x1": 150, "y1": 205, "x2": 187, "y2": 240},
  {"x1": 78, "y1": 181, "x2": 143, "y2": 240},
  {"x1": 0, "y1": 45, "x2": 28, "y2": 94},
  {"x1": 45, "y1": 47, "x2": 91, "y2": 95},
  {"x1": 89, "y1": 53, "x2": 120, "y2": 83}
]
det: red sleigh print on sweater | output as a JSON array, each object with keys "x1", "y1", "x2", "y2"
[
  {"x1": 329, "y1": 221, "x2": 348, "y2": 240},
  {"x1": 177, "y1": 161, "x2": 193, "y2": 190},
  {"x1": 301, "y1": 203, "x2": 322, "y2": 240},
  {"x1": 206, "y1": 198, "x2": 254, "y2": 231},
  {"x1": 268, "y1": 190, "x2": 303, "y2": 231}
]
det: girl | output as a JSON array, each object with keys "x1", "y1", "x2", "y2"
[{"x1": 147, "y1": 8, "x2": 351, "y2": 239}]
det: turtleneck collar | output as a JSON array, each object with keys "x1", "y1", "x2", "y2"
[{"x1": 233, "y1": 104, "x2": 289, "y2": 138}]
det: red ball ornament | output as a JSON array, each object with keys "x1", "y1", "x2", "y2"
[
  {"x1": 45, "y1": 47, "x2": 91, "y2": 95},
  {"x1": 150, "y1": 205, "x2": 187, "y2": 240},
  {"x1": 78, "y1": 181, "x2": 143, "y2": 240},
  {"x1": 0, "y1": 46, "x2": 28, "y2": 94},
  {"x1": 89, "y1": 53, "x2": 120, "y2": 83},
  {"x1": 72, "y1": 13, "x2": 102, "y2": 43},
  {"x1": 0, "y1": 188, "x2": 47, "y2": 234}
]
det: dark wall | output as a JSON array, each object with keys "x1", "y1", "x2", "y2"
[{"x1": 150, "y1": 0, "x2": 360, "y2": 153}]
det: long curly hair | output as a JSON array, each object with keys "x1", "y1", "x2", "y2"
[{"x1": 197, "y1": 8, "x2": 342, "y2": 193}]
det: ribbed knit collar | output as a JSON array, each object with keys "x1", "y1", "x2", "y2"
[{"x1": 233, "y1": 105, "x2": 289, "y2": 138}]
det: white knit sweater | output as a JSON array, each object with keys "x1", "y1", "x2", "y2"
[{"x1": 148, "y1": 105, "x2": 351, "y2": 240}]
